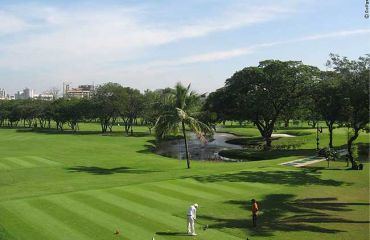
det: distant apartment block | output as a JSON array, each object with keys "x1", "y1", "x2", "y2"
[
  {"x1": 33, "y1": 93, "x2": 54, "y2": 101},
  {"x1": 63, "y1": 83, "x2": 95, "y2": 99},
  {"x1": 15, "y1": 88, "x2": 34, "y2": 100}
]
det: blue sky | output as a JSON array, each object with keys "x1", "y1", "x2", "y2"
[{"x1": 0, "y1": 0, "x2": 369, "y2": 95}]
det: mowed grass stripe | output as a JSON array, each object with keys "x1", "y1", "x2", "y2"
[
  {"x1": 30, "y1": 198, "x2": 110, "y2": 240},
  {"x1": 217, "y1": 180, "x2": 280, "y2": 191},
  {"x1": 139, "y1": 184, "x2": 211, "y2": 203},
  {"x1": 110, "y1": 187, "x2": 188, "y2": 209},
  {"x1": 0, "y1": 161, "x2": 11, "y2": 170},
  {"x1": 60, "y1": 194, "x2": 156, "y2": 240},
  {"x1": 25, "y1": 156, "x2": 61, "y2": 166},
  {"x1": 159, "y1": 181, "x2": 222, "y2": 200},
  {"x1": 84, "y1": 190, "x2": 242, "y2": 240},
  {"x1": 83, "y1": 190, "x2": 180, "y2": 228},
  {"x1": 193, "y1": 180, "x2": 277, "y2": 195},
  {"x1": 3, "y1": 135, "x2": 22, "y2": 140},
  {"x1": 4, "y1": 201, "x2": 91, "y2": 240},
  {"x1": 107, "y1": 187, "x2": 191, "y2": 219},
  {"x1": 173, "y1": 179, "x2": 246, "y2": 196},
  {"x1": 115, "y1": 186, "x2": 190, "y2": 207},
  {"x1": 3, "y1": 157, "x2": 36, "y2": 168},
  {"x1": 0, "y1": 158, "x2": 26, "y2": 169},
  {"x1": 0, "y1": 206, "x2": 49, "y2": 240},
  {"x1": 4, "y1": 135, "x2": 33, "y2": 141}
]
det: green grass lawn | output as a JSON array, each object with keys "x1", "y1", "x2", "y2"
[{"x1": 0, "y1": 123, "x2": 369, "y2": 240}]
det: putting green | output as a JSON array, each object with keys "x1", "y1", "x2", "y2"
[{"x1": 0, "y1": 124, "x2": 368, "y2": 240}]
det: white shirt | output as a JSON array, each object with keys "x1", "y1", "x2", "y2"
[{"x1": 187, "y1": 205, "x2": 197, "y2": 219}]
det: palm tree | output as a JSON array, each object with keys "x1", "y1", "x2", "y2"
[{"x1": 155, "y1": 83, "x2": 214, "y2": 169}]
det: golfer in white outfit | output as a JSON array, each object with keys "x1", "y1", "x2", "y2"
[{"x1": 187, "y1": 203, "x2": 198, "y2": 235}]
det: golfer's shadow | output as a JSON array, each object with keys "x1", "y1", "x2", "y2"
[{"x1": 156, "y1": 232, "x2": 189, "y2": 236}]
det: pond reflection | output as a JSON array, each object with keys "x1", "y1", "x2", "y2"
[{"x1": 155, "y1": 132, "x2": 242, "y2": 161}]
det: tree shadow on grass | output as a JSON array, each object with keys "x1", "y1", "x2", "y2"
[
  {"x1": 15, "y1": 128, "x2": 151, "y2": 137},
  {"x1": 219, "y1": 149, "x2": 316, "y2": 161},
  {"x1": 136, "y1": 145, "x2": 155, "y2": 155},
  {"x1": 136, "y1": 140, "x2": 157, "y2": 155},
  {"x1": 101, "y1": 131, "x2": 151, "y2": 138},
  {"x1": 304, "y1": 166, "x2": 353, "y2": 171},
  {"x1": 16, "y1": 128, "x2": 102, "y2": 135},
  {"x1": 199, "y1": 194, "x2": 370, "y2": 237},
  {"x1": 191, "y1": 169, "x2": 346, "y2": 186},
  {"x1": 66, "y1": 166, "x2": 157, "y2": 175}
]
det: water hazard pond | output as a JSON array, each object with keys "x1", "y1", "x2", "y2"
[{"x1": 155, "y1": 132, "x2": 242, "y2": 161}]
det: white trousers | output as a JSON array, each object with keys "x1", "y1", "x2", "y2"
[{"x1": 187, "y1": 216, "x2": 195, "y2": 234}]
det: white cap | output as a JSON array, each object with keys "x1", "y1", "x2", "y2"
[{"x1": 194, "y1": 203, "x2": 199, "y2": 208}]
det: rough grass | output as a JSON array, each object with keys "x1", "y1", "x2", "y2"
[{"x1": 0, "y1": 123, "x2": 369, "y2": 240}]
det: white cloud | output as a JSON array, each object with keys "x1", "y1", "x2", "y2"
[
  {"x1": 142, "y1": 48, "x2": 255, "y2": 68},
  {"x1": 295, "y1": 29, "x2": 370, "y2": 41},
  {"x1": 138, "y1": 28, "x2": 370, "y2": 68},
  {"x1": 0, "y1": 2, "x2": 293, "y2": 70},
  {"x1": 171, "y1": 5, "x2": 292, "y2": 40},
  {"x1": 0, "y1": 10, "x2": 29, "y2": 35}
]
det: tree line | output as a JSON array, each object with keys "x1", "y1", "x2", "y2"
[
  {"x1": 0, "y1": 54, "x2": 368, "y2": 169},
  {"x1": 0, "y1": 83, "x2": 167, "y2": 135}
]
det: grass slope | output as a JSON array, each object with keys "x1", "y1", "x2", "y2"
[{"x1": 0, "y1": 123, "x2": 369, "y2": 240}]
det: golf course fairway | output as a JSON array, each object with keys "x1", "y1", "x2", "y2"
[{"x1": 0, "y1": 124, "x2": 369, "y2": 240}]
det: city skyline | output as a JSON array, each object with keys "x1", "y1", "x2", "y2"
[
  {"x1": 0, "y1": 0, "x2": 369, "y2": 94},
  {"x1": 0, "y1": 82, "x2": 95, "y2": 100}
]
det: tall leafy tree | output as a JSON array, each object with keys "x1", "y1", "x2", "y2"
[
  {"x1": 51, "y1": 98, "x2": 69, "y2": 131},
  {"x1": 224, "y1": 60, "x2": 319, "y2": 148},
  {"x1": 311, "y1": 71, "x2": 345, "y2": 148},
  {"x1": 155, "y1": 83, "x2": 213, "y2": 169},
  {"x1": 0, "y1": 101, "x2": 8, "y2": 127},
  {"x1": 64, "y1": 98, "x2": 88, "y2": 132},
  {"x1": 18, "y1": 100, "x2": 38, "y2": 128},
  {"x1": 119, "y1": 87, "x2": 144, "y2": 135},
  {"x1": 35, "y1": 100, "x2": 53, "y2": 129},
  {"x1": 7, "y1": 100, "x2": 22, "y2": 127},
  {"x1": 91, "y1": 83, "x2": 123, "y2": 133},
  {"x1": 327, "y1": 54, "x2": 369, "y2": 168},
  {"x1": 141, "y1": 90, "x2": 162, "y2": 134},
  {"x1": 203, "y1": 88, "x2": 234, "y2": 125}
]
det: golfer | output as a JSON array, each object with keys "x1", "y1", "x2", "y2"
[
  {"x1": 187, "y1": 203, "x2": 198, "y2": 236},
  {"x1": 251, "y1": 199, "x2": 259, "y2": 227}
]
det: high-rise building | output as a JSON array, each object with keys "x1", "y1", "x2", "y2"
[
  {"x1": 0, "y1": 88, "x2": 6, "y2": 100},
  {"x1": 23, "y1": 88, "x2": 34, "y2": 99},
  {"x1": 15, "y1": 91, "x2": 22, "y2": 99},
  {"x1": 14, "y1": 88, "x2": 35, "y2": 99}
]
